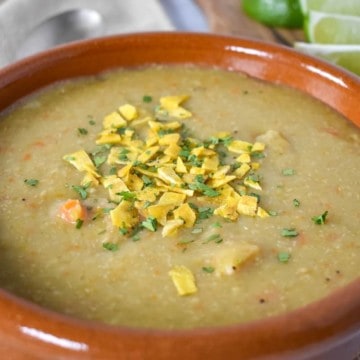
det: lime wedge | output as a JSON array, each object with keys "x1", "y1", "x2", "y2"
[
  {"x1": 294, "y1": 42, "x2": 360, "y2": 75},
  {"x1": 299, "y1": 0, "x2": 360, "y2": 16},
  {"x1": 306, "y1": 11, "x2": 360, "y2": 44},
  {"x1": 242, "y1": 0, "x2": 304, "y2": 28}
]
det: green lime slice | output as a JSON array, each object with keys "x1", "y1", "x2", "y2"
[
  {"x1": 242, "y1": 0, "x2": 304, "y2": 28},
  {"x1": 294, "y1": 42, "x2": 360, "y2": 75},
  {"x1": 306, "y1": 11, "x2": 360, "y2": 44},
  {"x1": 299, "y1": 0, "x2": 360, "y2": 16}
]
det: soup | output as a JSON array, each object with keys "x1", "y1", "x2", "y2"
[{"x1": 0, "y1": 66, "x2": 358, "y2": 329}]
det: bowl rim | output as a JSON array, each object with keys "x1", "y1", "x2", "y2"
[{"x1": 0, "y1": 31, "x2": 359, "y2": 359}]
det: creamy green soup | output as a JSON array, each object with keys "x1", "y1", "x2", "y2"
[{"x1": 0, "y1": 66, "x2": 358, "y2": 329}]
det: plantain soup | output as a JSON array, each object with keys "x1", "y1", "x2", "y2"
[{"x1": 0, "y1": 66, "x2": 359, "y2": 329}]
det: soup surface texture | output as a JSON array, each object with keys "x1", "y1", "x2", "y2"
[{"x1": 0, "y1": 66, "x2": 359, "y2": 329}]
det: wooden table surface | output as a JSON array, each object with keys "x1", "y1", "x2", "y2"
[{"x1": 197, "y1": 0, "x2": 305, "y2": 46}]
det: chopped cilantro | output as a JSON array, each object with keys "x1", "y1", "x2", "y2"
[
  {"x1": 252, "y1": 152, "x2": 265, "y2": 159},
  {"x1": 277, "y1": 252, "x2": 291, "y2": 263},
  {"x1": 142, "y1": 175, "x2": 153, "y2": 187},
  {"x1": 268, "y1": 210, "x2": 279, "y2": 216},
  {"x1": 197, "y1": 207, "x2": 214, "y2": 220},
  {"x1": 158, "y1": 128, "x2": 174, "y2": 137},
  {"x1": 202, "y1": 266, "x2": 215, "y2": 273},
  {"x1": 177, "y1": 239, "x2": 195, "y2": 245},
  {"x1": 141, "y1": 216, "x2": 157, "y2": 232},
  {"x1": 72, "y1": 183, "x2": 90, "y2": 200},
  {"x1": 77, "y1": 128, "x2": 88, "y2": 135},
  {"x1": 129, "y1": 223, "x2": 143, "y2": 240},
  {"x1": 179, "y1": 148, "x2": 191, "y2": 159},
  {"x1": 281, "y1": 228, "x2": 299, "y2": 237},
  {"x1": 142, "y1": 95, "x2": 153, "y2": 103},
  {"x1": 212, "y1": 221, "x2": 222, "y2": 228},
  {"x1": 191, "y1": 227, "x2": 203, "y2": 234},
  {"x1": 189, "y1": 176, "x2": 220, "y2": 197},
  {"x1": 204, "y1": 233, "x2": 223, "y2": 244},
  {"x1": 230, "y1": 162, "x2": 241, "y2": 171},
  {"x1": 247, "y1": 172, "x2": 261, "y2": 182},
  {"x1": 282, "y1": 168, "x2": 296, "y2": 176},
  {"x1": 119, "y1": 227, "x2": 128, "y2": 235},
  {"x1": 102, "y1": 242, "x2": 119, "y2": 251},
  {"x1": 187, "y1": 154, "x2": 203, "y2": 167},
  {"x1": 109, "y1": 166, "x2": 117, "y2": 175},
  {"x1": 117, "y1": 191, "x2": 137, "y2": 201},
  {"x1": 94, "y1": 155, "x2": 107, "y2": 168},
  {"x1": 75, "y1": 219, "x2": 83, "y2": 229},
  {"x1": 143, "y1": 200, "x2": 152, "y2": 209},
  {"x1": 24, "y1": 178, "x2": 39, "y2": 187},
  {"x1": 87, "y1": 115, "x2": 96, "y2": 124},
  {"x1": 118, "y1": 148, "x2": 130, "y2": 161},
  {"x1": 312, "y1": 211, "x2": 328, "y2": 225},
  {"x1": 293, "y1": 199, "x2": 300, "y2": 207},
  {"x1": 204, "y1": 136, "x2": 219, "y2": 147},
  {"x1": 92, "y1": 144, "x2": 111, "y2": 156},
  {"x1": 221, "y1": 136, "x2": 233, "y2": 147}
]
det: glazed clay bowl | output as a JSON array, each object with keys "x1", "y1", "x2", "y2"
[{"x1": 0, "y1": 33, "x2": 359, "y2": 360}]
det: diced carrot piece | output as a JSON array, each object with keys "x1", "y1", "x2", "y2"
[{"x1": 59, "y1": 199, "x2": 87, "y2": 224}]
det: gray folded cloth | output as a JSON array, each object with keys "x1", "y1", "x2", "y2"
[{"x1": 0, "y1": 0, "x2": 174, "y2": 67}]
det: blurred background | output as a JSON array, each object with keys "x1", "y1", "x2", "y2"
[
  {"x1": 0, "y1": 0, "x2": 358, "y2": 75},
  {"x1": 0, "y1": 0, "x2": 303, "y2": 66}
]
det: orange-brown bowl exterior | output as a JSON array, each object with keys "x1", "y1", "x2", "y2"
[{"x1": 0, "y1": 32, "x2": 359, "y2": 360}]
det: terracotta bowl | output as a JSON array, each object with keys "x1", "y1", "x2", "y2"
[{"x1": 0, "y1": 32, "x2": 359, "y2": 360}]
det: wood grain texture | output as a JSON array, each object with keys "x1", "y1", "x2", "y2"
[{"x1": 196, "y1": 0, "x2": 304, "y2": 46}]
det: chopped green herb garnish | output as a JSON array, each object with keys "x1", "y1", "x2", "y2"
[
  {"x1": 277, "y1": 252, "x2": 291, "y2": 263},
  {"x1": 92, "y1": 144, "x2": 111, "y2": 156},
  {"x1": 109, "y1": 166, "x2": 117, "y2": 175},
  {"x1": 94, "y1": 155, "x2": 107, "y2": 168},
  {"x1": 158, "y1": 128, "x2": 174, "y2": 137},
  {"x1": 252, "y1": 152, "x2": 265, "y2": 159},
  {"x1": 72, "y1": 183, "x2": 90, "y2": 200},
  {"x1": 119, "y1": 227, "x2": 128, "y2": 235},
  {"x1": 212, "y1": 221, "x2": 222, "y2": 228},
  {"x1": 142, "y1": 175, "x2": 154, "y2": 187},
  {"x1": 247, "y1": 172, "x2": 261, "y2": 182},
  {"x1": 187, "y1": 154, "x2": 203, "y2": 167},
  {"x1": 268, "y1": 210, "x2": 279, "y2": 216},
  {"x1": 281, "y1": 228, "x2": 299, "y2": 237},
  {"x1": 87, "y1": 115, "x2": 96, "y2": 124},
  {"x1": 189, "y1": 177, "x2": 220, "y2": 197},
  {"x1": 142, "y1": 216, "x2": 158, "y2": 232},
  {"x1": 191, "y1": 227, "x2": 203, "y2": 234},
  {"x1": 197, "y1": 207, "x2": 214, "y2": 220},
  {"x1": 77, "y1": 128, "x2": 88, "y2": 135},
  {"x1": 221, "y1": 136, "x2": 233, "y2": 147},
  {"x1": 75, "y1": 219, "x2": 83, "y2": 229},
  {"x1": 24, "y1": 178, "x2": 39, "y2": 187},
  {"x1": 118, "y1": 148, "x2": 130, "y2": 161},
  {"x1": 293, "y1": 199, "x2": 300, "y2": 207},
  {"x1": 143, "y1": 200, "x2": 152, "y2": 209},
  {"x1": 202, "y1": 266, "x2": 215, "y2": 273},
  {"x1": 204, "y1": 233, "x2": 223, "y2": 244},
  {"x1": 102, "y1": 242, "x2": 119, "y2": 251},
  {"x1": 179, "y1": 148, "x2": 191, "y2": 158},
  {"x1": 282, "y1": 168, "x2": 296, "y2": 176},
  {"x1": 312, "y1": 211, "x2": 328, "y2": 225},
  {"x1": 142, "y1": 95, "x2": 153, "y2": 103},
  {"x1": 177, "y1": 239, "x2": 195, "y2": 245},
  {"x1": 117, "y1": 191, "x2": 137, "y2": 201}
]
